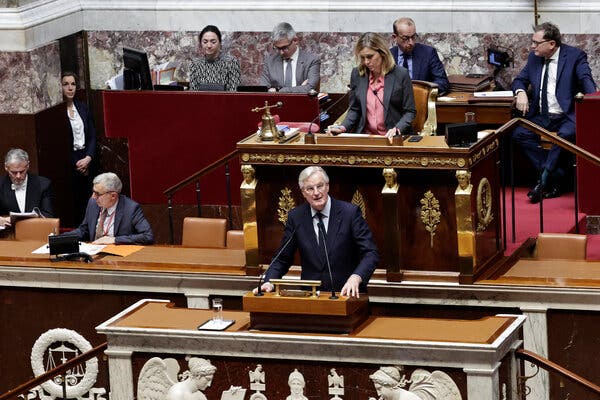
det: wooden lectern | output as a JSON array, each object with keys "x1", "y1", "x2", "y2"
[{"x1": 243, "y1": 280, "x2": 369, "y2": 333}]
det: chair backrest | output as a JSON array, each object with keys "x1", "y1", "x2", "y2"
[
  {"x1": 181, "y1": 217, "x2": 227, "y2": 248},
  {"x1": 14, "y1": 218, "x2": 60, "y2": 241},
  {"x1": 536, "y1": 233, "x2": 587, "y2": 260},
  {"x1": 226, "y1": 230, "x2": 245, "y2": 249},
  {"x1": 411, "y1": 80, "x2": 438, "y2": 136}
]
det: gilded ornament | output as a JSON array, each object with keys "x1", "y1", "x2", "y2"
[
  {"x1": 420, "y1": 157, "x2": 429, "y2": 166},
  {"x1": 277, "y1": 154, "x2": 285, "y2": 163},
  {"x1": 312, "y1": 154, "x2": 320, "y2": 163},
  {"x1": 277, "y1": 188, "x2": 296, "y2": 225},
  {"x1": 241, "y1": 153, "x2": 250, "y2": 162},
  {"x1": 457, "y1": 158, "x2": 466, "y2": 167},
  {"x1": 476, "y1": 178, "x2": 493, "y2": 232},
  {"x1": 420, "y1": 190, "x2": 441, "y2": 248},
  {"x1": 351, "y1": 190, "x2": 367, "y2": 219}
]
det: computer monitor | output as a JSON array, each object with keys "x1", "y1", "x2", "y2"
[{"x1": 123, "y1": 47, "x2": 153, "y2": 90}]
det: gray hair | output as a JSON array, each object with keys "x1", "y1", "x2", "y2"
[
  {"x1": 271, "y1": 22, "x2": 296, "y2": 42},
  {"x1": 93, "y1": 172, "x2": 123, "y2": 193},
  {"x1": 393, "y1": 17, "x2": 416, "y2": 35},
  {"x1": 5, "y1": 148, "x2": 29, "y2": 166},
  {"x1": 298, "y1": 166, "x2": 329, "y2": 189}
]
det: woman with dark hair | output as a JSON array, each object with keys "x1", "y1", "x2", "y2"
[
  {"x1": 329, "y1": 32, "x2": 416, "y2": 142},
  {"x1": 189, "y1": 25, "x2": 241, "y2": 91},
  {"x1": 62, "y1": 71, "x2": 97, "y2": 218}
]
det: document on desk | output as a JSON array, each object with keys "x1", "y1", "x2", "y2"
[
  {"x1": 473, "y1": 91, "x2": 514, "y2": 97},
  {"x1": 31, "y1": 242, "x2": 106, "y2": 255},
  {"x1": 100, "y1": 244, "x2": 143, "y2": 257}
]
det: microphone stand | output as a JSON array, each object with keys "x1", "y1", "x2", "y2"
[
  {"x1": 255, "y1": 225, "x2": 298, "y2": 296},
  {"x1": 318, "y1": 223, "x2": 338, "y2": 300}
]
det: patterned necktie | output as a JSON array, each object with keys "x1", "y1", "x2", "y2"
[
  {"x1": 541, "y1": 58, "x2": 551, "y2": 123},
  {"x1": 95, "y1": 208, "x2": 107, "y2": 240},
  {"x1": 284, "y1": 59, "x2": 293, "y2": 87}
]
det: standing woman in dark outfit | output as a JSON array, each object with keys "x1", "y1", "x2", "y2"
[{"x1": 61, "y1": 71, "x2": 97, "y2": 219}]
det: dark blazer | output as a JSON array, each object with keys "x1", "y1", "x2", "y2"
[
  {"x1": 391, "y1": 43, "x2": 449, "y2": 94},
  {"x1": 70, "y1": 99, "x2": 97, "y2": 162},
  {"x1": 260, "y1": 49, "x2": 321, "y2": 93},
  {"x1": 264, "y1": 198, "x2": 379, "y2": 292},
  {"x1": 512, "y1": 44, "x2": 596, "y2": 124},
  {"x1": 0, "y1": 174, "x2": 54, "y2": 217},
  {"x1": 341, "y1": 66, "x2": 416, "y2": 135},
  {"x1": 66, "y1": 195, "x2": 154, "y2": 245}
]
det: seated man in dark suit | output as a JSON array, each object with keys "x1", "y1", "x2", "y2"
[
  {"x1": 0, "y1": 148, "x2": 54, "y2": 227},
  {"x1": 260, "y1": 22, "x2": 321, "y2": 93},
  {"x1": 65, "y1": 172, "x2": 154, "y2": 244},
  {"x1": 255, "y1": 166, "x2": 379, "y2": 297},
  {"x1": 390, "y1": 17, "x2": 449, "y2": 95},
  {"x1": 512, "y1": 22, "x2": 596, "y2": 203}
]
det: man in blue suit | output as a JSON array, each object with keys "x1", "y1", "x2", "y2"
[
  {"x1": 390, "y1": 17, "x2": 449, "y2": 95},
  {"x1": 512, "y1": 22, "x2": 596, "y2": 203},
  {"x1": 257, "y1": 166, "x2": 379, "y2": 297},
  {"x1": 65, "y1": 172, "x2": 154, "y2": 245}
]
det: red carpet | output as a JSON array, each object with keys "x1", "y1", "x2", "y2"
[{"x1": 502, "y1": 187, "x2": 600, "y2": 259}]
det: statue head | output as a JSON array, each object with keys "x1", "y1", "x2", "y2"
[
  {"x1": 188, "y1": 358, "x2": 217, "y2": 390},
  {"x1": 455, "y1": 170, "x2": 471, "y2": 190},
  {"x1": 288, "y1": 368, "x2": 305, "y2": 394},
  {"x1": 241, "y1": 165, "x2": 256, "y2": 185},
  {"x1": 369, "y1": 366, "x2": 403, "y2": 400},
  {"x1": 382, "y1": 168, "x2": 397, "y2": 188}
]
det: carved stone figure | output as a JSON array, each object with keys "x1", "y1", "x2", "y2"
[
  {"x1": 137, "y1": 357, "x2": 216, "y2": 400},
  {"x1": 368, "y1": 366, "x2": 462, "y2": 400},
  {"x1": 286, "y1": 369, "x2": 308, "y2": 400}
]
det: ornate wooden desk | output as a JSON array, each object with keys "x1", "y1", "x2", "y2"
[{"x1": 237, "y1": 132, "x2": 502, "y2": 283}]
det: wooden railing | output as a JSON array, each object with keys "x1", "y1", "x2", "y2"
[
  {"x1": 0, "y1": 342, "x2": 107, "y2": 400},
  {"x1": 163, "y1": 149, "x2": 239, "y2": 244},
  {"x1": 515, "y1": 348, "x2": 600, "y2": 396}
]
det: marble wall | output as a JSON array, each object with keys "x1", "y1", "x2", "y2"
[
  {"x1": 87, "y1": 30, "x2": 600, "y2": 94},
  {"x1": 0, "y1": 41, "x2": 62, "y2": 113}
]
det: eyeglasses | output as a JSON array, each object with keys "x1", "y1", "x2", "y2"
[
  {"x1": 273, "y1": 43, "x2": 292, "y2": 52},
  {"x1": 531, "y1": 39, "x2": 551, "y2": 47},
  {"x1": 395, "y1": 34, "x2": 418, "y2": 42},
  {"x1": 93, "y1": 190, "x2": 114, "y2": 197},
  {"x1": 303, "y1": 182, "x2": 327, "y2": 195}
]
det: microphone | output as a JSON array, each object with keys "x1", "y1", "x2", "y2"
[
  {"x1": 306, "y1": 87, "x2": 352, "y2": 137},
  {"x1": 255, "y1": 224, "x2": 299, "y2": 296},
  {"x1": 372, "y1": 89, "x2": 385, "y2": 107},
  {"x1": 317, "y1": 222, "x2": 338, "y2": 300}
]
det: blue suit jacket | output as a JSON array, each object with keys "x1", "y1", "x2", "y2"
[
  {"x1": 391, "y1": 43, "x2": 449, "y2": 94},
  {"x1": 67, "y1": 195, "x2": 154, "y2": 245},
  {"x1": 259, "y1": 49, "x2": 321, "y2": 93},
  {"x1": 341, "y1": 66, "x2": 416, "y2": 135},
  {"x1": 70, "y1": 99, "x2": 97, "y2": 162},
  {"x1": 0, "y1": 174, "x2": 54, "y2": 217},
  {"x1": 512, "y1": 44, "x2": 596, "y2": 124},
  {"x1": 264, "y1": 198, "x2": 379, "y2": 292}
]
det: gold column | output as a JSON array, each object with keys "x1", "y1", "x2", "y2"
[
  {"x1": 240, "y1": 165, "x2": 259, "y2": 268},
  {"x1": 454, "y1": 170, "x2": 476, "y2": 274},
  {"x1": 382, "y1": 168, "x2": 402, "y2": 281}
]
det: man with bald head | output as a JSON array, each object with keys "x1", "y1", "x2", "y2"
[{"x1": 390, "y1": 17, "x2": 449, "y2": 94}]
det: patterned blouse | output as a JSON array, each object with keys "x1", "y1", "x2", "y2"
[{"x1": 189, "y1": 53, "x2": 241, "y2": 92}]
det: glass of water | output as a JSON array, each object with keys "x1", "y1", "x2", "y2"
[{"x1": 212, "y1": 298, "x2": 223, "y2": 321}]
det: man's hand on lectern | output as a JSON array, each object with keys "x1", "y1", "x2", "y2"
[
  {"x1": 340, "y1": 274, "x2": 362, "y2": 298},
  {"x1": 252, "y1": 281, "x2": 274, "y2": 294}
]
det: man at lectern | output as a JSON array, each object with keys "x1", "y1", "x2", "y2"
[
  {"x1": 64, "y1": 172, "x2": 154, "y2": 245},
  {"x1": 256, "y1": 166, "x2": 379, "y2": 297}
]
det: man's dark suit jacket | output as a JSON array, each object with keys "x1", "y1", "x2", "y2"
[
  {"x1": 69, "y1": 99, "x2": 97, "y2": 163},
  {"x1": 264, "y1": 198, "x2": 379, "y2": 292},
  {"x1": 512, "y1": 44, "x2": 596, "y2": 124},
  {"x1": 66, "y1": 195, "x2": 154, "y2": 245},
  {"x1": 391, "y1": 43, "x2": 449, "y2": 94},
  {"x1": 259, "y1": 49, "x2": 321, "y2": 93},
  {"x1": 0, "y1": 174, "x2": 54, "y2": 217},
  {"x1": 341, "y1": 66, "x2": 416, "y2": 135}
]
